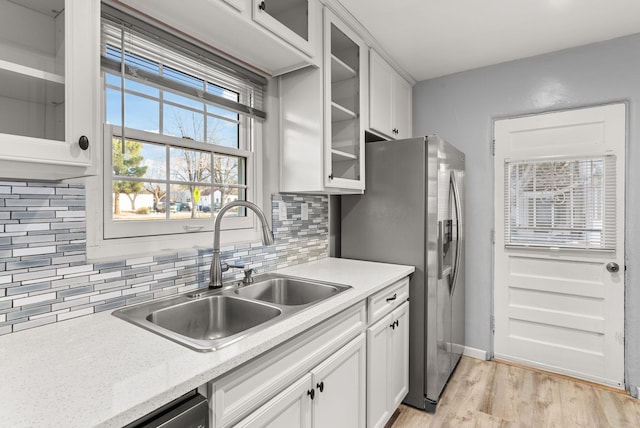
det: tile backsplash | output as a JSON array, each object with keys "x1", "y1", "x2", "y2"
[{"x1": 0, "y1": 183, "x2": 328, "y2": 336}]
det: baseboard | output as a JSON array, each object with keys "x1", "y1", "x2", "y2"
[{"x1": 463, "y1": 346, "x2": 489, "y2": 360}]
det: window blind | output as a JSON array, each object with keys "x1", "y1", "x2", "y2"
[
  {"x1": 101, "y1": 5, "x2": 266, "y2": 121},
  {"x1": 504, "y1": 156, "x2": 616, "y2": 250}
]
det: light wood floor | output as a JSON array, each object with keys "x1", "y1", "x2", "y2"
[{"x1": 390, "y1": 357, "x2": 640, "y2": 427}]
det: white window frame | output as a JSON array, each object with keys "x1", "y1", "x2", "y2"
[
  {"x1": 103, "y1": 125, "x2": 255, "y2": 239},
  {"x1": 86, "y1": 121, "x2": 263, "y2": 261},
  {"x1": 85, "y1": 15, "x2": 266, "y2": 260}
]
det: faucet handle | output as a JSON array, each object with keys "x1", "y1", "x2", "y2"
[
  {"x1": 243, "y1": 268, "x2": 256, "y2": 284},
  {"x1": 223, "y1": 260, "x2": 245, "y2": 271}
]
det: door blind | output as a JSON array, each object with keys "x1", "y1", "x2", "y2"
[{"x1": 504, "y1": 156, "x2": 616, "y2": 250}]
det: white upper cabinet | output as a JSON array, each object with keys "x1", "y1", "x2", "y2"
[
  {"x1": 252, "y1": 0, "x2": 318, "y2": 57},
  {"x1": 119, "y1": 0, "x2": 320, "y2": 76},
  {"x1": 324, "y1": 9, "x2": 367, "y2": 192},
  {"x1": 369, "y1": 49, "x2": 412, "y2": 140},
  {"x1": 0, "y1": 0, "x2": 99, "y2": 181},
  {"x1": 279, "y1": 7, "x2": 367, "y2": 194}
]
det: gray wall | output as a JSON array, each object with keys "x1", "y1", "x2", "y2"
[{"x1": 413, "y1": 33, "x2": 640, "y2": 394}]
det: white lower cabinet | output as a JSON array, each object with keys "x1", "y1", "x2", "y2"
[
  {"x1": 236, "y1": 334, "x2": 366, "y2": 428},
  {"x1": 207, "y1": 277, "x2": 411, "y2": 428},
  {"x1": 366, "y1": 301, "x2": 410, "y2": 428},
  {"x1": 311, "y1": 334, "x2": 366, "y2": 428},
  {"x1": 208, "y1": 303, "x2": 366, "y2": 427},
  {"x1": 234, "y1": 374, "x2": 313, "y2": 428}
]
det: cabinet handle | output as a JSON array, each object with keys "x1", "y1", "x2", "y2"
[
  {"x1": 78, "y1": 136, "x2": 89, "y2": 151},
  {"x1": 395, "y1": 320, "x2": 399, "y2": 328},
  {"x1": 390, "y1": 322, "x2": 395, "y2": 330},
  {"x1": 386, "y1": 293, "x2": 397, "y2": 303},
  {"x1": 307, "y1": 389, "x2": 315, "y2": 400},
  {"x1": 258, "y1": 1, "x2": 266, "y2": 10},
  {"x1": 316, "y1": 381, "x2": 324, "y2": 392}
]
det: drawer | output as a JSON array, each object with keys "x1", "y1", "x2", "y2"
[
  {"x1": 209, "y1": 301, "x2": 366, "y2": 427},
  {"x1": 368, "y1": 277, "x2": 410, "y2": 324}
]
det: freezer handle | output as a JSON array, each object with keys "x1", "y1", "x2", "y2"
[
  {"x1": 437, "y1": 220, "x2": 444, "y2": 280},
  {"x1": 450, "y1": 171, "x2": 463, "y2": 296}
]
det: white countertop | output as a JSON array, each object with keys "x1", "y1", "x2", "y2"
[{"x1": 0, "y1": 258, "x2": 414, "y2": 428}]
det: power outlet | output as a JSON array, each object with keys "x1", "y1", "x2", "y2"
[
  {"x1": 301, "y1": 202, "x2": 309, "y2": 221},
  {"x1": 278, "y1": 201, "x2": 287, "y2": 221}
]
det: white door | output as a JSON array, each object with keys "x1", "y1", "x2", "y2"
[
  {"x1": 312, "y1": 334, "x2": 366, "y2": 428},
  {"x1": 234, "y1": 374, "x2": 312, "y2": 428},
  {"x1": 366, "y1": 314, "x2": 392, "y2": 428},
  {"x1": 494, "y1": 103, "x2": 625, "y2": 388},
  {"x1": 389, "y1": 302, "x2": 410, "y2": 409}
]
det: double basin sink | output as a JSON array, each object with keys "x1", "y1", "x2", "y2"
[{"x1": 113, "y1": 273, "x2": 352, "y2": 352}]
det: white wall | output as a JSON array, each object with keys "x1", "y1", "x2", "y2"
[{"x1": 413, "y1": 33, "x2": 640, "y2": 394}]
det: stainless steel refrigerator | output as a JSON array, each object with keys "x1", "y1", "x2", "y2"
[{"x1": 341, "y1": 135, "x2": 465, "y2": 411}]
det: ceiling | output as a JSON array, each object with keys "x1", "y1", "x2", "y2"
[{"x1": 336, "y1": 0, "x2": 640, "y2": 82}]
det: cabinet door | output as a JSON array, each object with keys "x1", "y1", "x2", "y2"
[
  {"x1": 392, "y1": 75, "x2": 412, "y2": 140},
  {"x1": 369, "y1": 50, "x2": 393, "y2": 138},
  {"x1": 0, "y1": 0, "x2": 98, "y2": 179},
  {"x1": 324, "y1": 9, "x2": 366, "y2": 192},
  {"x1": 234, "y1": 373, "x2": 313, "y2": 428},
  {"x1": 389, "y1": 302, "x2": 410, "y2": 410},
  {"x1": 366, "y1": 314, "x2": 393, "y2": 428},
  {"x1": 252, "y1": 0, "x2": 316, "y2": 56},
  {"x1": 312, "y1": 333, "x2": 366, "y2": 428}
]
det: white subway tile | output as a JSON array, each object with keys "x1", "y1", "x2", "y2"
[
  {"x1": 13, "y1": 292, "x2": 57, "y2": 307},
  {"x1": 89, "y1": 271, "x2": 121, "y2": 282},
  {"x1": 5, "y1": 223, "x2": 50, "y2": 233},
  {"x1": 56, "y1": 210, "x2": 86, "y2": 218},
  {"x1": 57, "y1": 265, "x2": 95, "y2": 276},
  {"x1": 153, "y1": 271, "x2": 177, "y2": 281},
  {"x1": 126, "y1": 256, "x2": 155, "y2": 266},
  {"x1": 89, "y1": 290, "x2": 122, "y2": 303},
  {"x1": 13, "y1": 246, "x2": 56, "y2": 257},
  {"x1": 58, "y1": 307, "x2": 94, "y2": 321}
]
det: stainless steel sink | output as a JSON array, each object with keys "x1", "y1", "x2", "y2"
[
  {"x1": 147, "y1": 296, "x2": 281, "y2": 340},
  {"x1": 235, "y1": 277, "x2": 345, "y2": 306},
  {"x1": 113, "y1": 274, "x2": 352, "y2": 352}
]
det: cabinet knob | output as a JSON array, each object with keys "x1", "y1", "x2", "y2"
[
  {"x1": 307, "y1": 388, "x2": 315, "y2": 400},
  {"x1": 317, "y1": 381, "x2": 324, "y2": 393},
  {"x1": 78, "y1": 136, "x2": 89, "y2": 151},
  {"x1": 328, "y1": 173, "x2": 334, "y2": 180},
  {"x1": 258, "y1": 1, "x2": 266, "y2": 10}
]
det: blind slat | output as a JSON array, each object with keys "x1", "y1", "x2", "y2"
[
  {"x1": 101, "y1": 57, "x2": 265, "y2": 120},
  {"x1": 505, "y1": 156, "x2": 616, "y2": 250},
  {"x1": 101, "y1": 11, "x2": 265, "y2": 121}
]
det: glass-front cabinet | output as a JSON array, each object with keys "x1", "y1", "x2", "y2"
[
  {"x1": 0, "y1": 0, "x2": 99, "y2": 180},
  {"x1": 324, "y1": 8, "x2": 366, "y2": 192},
  {"x1": 279, "y1": 7, "x2": 366, "y2": 194},
  {"x1": 252, "y1": 0, "x2": 317, "y2": 57}
]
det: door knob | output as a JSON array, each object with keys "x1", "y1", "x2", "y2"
[{"x1": 606, "y1": 262, "x2": 620, "y2": 273}]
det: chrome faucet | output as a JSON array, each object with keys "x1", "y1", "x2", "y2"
[{"x1": 209, "y1": 200, "x2": 274, "y2": 289}]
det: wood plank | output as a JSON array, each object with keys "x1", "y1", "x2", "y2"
[{"x1": 390, "y1": 357, "x2": 640, "y2": 428}]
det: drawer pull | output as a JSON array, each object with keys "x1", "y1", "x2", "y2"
[{"x1": 386, "y1": 293, "x2": 397, "y2": 303}]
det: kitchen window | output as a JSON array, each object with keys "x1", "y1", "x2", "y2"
[{"x1": 91, "y1": 6, "x2": 267, "y2": 253}]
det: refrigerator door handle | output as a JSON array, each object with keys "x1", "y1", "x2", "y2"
[
  {"x1": 437, "y1": 220, "x2": 444, "y2": 280},
  {"x1": 449, "y1": 171, "x2": 463, "y2": 296}
]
